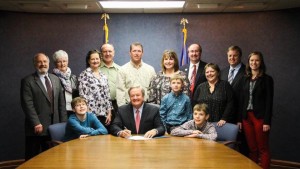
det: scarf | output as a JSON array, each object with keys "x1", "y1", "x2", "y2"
[{"x1": 53, "y1": 67, "x2": 72, "y2": 93}]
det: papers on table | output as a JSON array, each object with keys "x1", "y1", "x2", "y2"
[{"x1": 127, "y1": 136, "x2": 152, "y2": 141}]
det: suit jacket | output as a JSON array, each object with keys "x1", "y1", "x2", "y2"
[
  {"x1": 238, "y1": 74, "x2": 274, "y2": 125},
  {"x1": 220, "y1": 64, "x2": 245, "y2": 92},
  {"x1": 110, "y1": 103, "x2": 165, "y2": 136},
  {"x1": 21, "y1": 72, "x2": 67, "y2": 136},
  {"x1": 180, "y1": 60, "x2": 207, "y2": 97},
  {"x1": 220, "y1": 64, "x2": 246, "y2": 122}
]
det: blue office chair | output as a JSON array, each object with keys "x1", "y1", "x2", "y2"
[
  {"x1": 212, "y1": 122, "x2": 239, "y2": 149},
  {"x1": 48, "y1": 122, "x2": 67, "y2": 147}
]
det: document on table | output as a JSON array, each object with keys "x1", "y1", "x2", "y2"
[{"x1": 127, "y1": 136, "x2": 152, "y2": 141}]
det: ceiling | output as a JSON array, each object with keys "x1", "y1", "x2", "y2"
[{"x1": 1, "y1": 0, "x2": 300, "y2": 13}]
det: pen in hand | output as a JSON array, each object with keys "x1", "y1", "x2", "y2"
[{"x1": 122, "y1": 126, "x2": 132, "y2": 138}]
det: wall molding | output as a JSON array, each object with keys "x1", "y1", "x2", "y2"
[
  {"x1": 0, "y1": 159, "x2": 25, "y2": 168},
  {"x1": 271, "y1": 159, "x2": 300, "y2": 169}
]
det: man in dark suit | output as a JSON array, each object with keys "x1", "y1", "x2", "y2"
[
  {"x1": 21, "y1": 53, "x2": 67, "y2": 160},
  {"x1": 179, "y1": 43, "x2": 207, "y2": 98},
  {"x1": 220, "y1": 46, "x2": 246, "y2": 122},
  {"x1": 110, "y1": 86, "x2": 165, "y2": 138},
  {"x1": 220, "y1": 45, "x2": 248, "y2": 156}
]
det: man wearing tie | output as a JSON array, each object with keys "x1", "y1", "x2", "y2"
[
  {"x1": 179, "y1": 43, "x2": 207, "y2": 98},
  {"x1": 110, "y1": 86, "x2": 165, "y2": 138},
  {"x1": 220, "y1": 46, "x2": 246, "y2": 122},
  {"x1": 21, "y1": 53, "x2": 67, "y2": 160},
  {"x1": 220, "y1": 46, "x2": 248, "y2": 156}
]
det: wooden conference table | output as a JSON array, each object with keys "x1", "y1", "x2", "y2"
[{"x1": 18, "y1": 135, "x2": 261, "y2": 169}]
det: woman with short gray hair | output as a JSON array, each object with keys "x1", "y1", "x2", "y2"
[{"x1": 52, "y1": 50, "x2": 78, "y2": 116}]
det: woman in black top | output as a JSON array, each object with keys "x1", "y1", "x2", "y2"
[{"x1": 193, "y1": 63, "x2": 234, "y2": 127}]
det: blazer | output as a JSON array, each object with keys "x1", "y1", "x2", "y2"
[
  {"x1": 21, "y1": 72, "x2": 67, "y2": 136},
  {"x1": 220, "y1": 63, "x2": 246, "y2": 92},
  {"x1": 180, "y1": 60, "x2": 207, "y2": 97},
  {"x1": 238, "y1": 74, "x2": 274, "y2": 125},
  {"x1": 110, "y1": 103, "x2": 165, "y2": 136},
  {"x1": 220, "y1": 64, "x2": 246, "y2": 122},
  {"x1": 70, "y1": 74, "x2": 79, "y2": 98}
]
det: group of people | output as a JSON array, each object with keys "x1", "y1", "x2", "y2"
[{"x1": 21, "y1": 42, "x2": 273, "y2": 169}]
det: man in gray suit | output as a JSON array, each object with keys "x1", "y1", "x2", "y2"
[{"x1": 21, "y1": 53, "x2": 67, "y2": 160}]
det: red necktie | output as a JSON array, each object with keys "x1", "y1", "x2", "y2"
[
  {"x1": 135, "y1": 109, "x2": 140, "y2": 134},
  {"x1": 189, "y1": 65, "x2": 197, "y2": 96}
]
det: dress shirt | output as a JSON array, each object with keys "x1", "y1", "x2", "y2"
[
  {"x1": 100, "y1": 62, "x2": 120, "y2": 100},
  {"x1": 116, "y1": 61, "x2": 156, "y2": 106},
  {"x1": 188, "y1": 62, "x2": 200, "y2": 82},
  {"x1": 133, "y1": 104, "x2": 144, "y2": 122},
  {"x1": 188, "y1": 61, "x2": 201, "y2": 82},
  {"x1": 160, "y1": 92, "x2": 192, "y2": 127},
  {"x1": 38, "y1": 72, "x2": 52, "y2": 91},
  {"x1": 170, "y1": 120, "x2": 217, "y2": 141},
  {"x1": 229, "y1": 63, "x2": 242, "y2": 80}
]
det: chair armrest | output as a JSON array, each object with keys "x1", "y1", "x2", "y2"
[
  {"x1": 218, "y1": 141, "x2": 239, "y2": 150},
  {"x1": 53, "y1": 140, "x2": 63, "y2": 144},
  {"x1": 48, "y1": 140, "x2": 63, "y2": 148},
  {"x1": 223, "y1": 141, "x2": 236, "y2": 146}
]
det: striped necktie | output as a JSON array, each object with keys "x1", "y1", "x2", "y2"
[
  {"x1": 45, "y1": 76, "x2": 53, "y2": 100},
  {"x1": 45, "y1": 76, "x2": 54, "y2": 114},
  {"x1": 228, "y1": 69, "x2": 235, "y2": 84}
]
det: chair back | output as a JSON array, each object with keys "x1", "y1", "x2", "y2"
[
  {"x1": 212, "y1": 122, "x2": 239, "y2": 142},
  {"x1": 148, "y1": 103, "x2": 160, "y2": 109},
  {"x1": 48, "y1": 122, "x2": 67, "y2": 142}
]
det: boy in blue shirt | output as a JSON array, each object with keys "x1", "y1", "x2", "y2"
[
  {"x1": 160, "y1": 74, "x2": 192, "y2": 134},
  {"x1": 64, "y1": 97, "x2": 108, "y2": 141}
]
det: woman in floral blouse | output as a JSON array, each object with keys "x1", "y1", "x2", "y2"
[
  {"x1": 78, "y1": 50, "x2": 112, "y2": 128},
  {"x1": 148, "y1": 50, "x2": 189, "y2": 105}
]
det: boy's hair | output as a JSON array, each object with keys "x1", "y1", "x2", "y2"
[
  {"x1": 71, "y1": 97, "x2": 87, "y2": 109},
  {"x1": 170, "y1": 74, "x2": 184, "y2": 84},
  {"x1": 193, "y1": 103, "x2": 209, "y2": 115}
]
